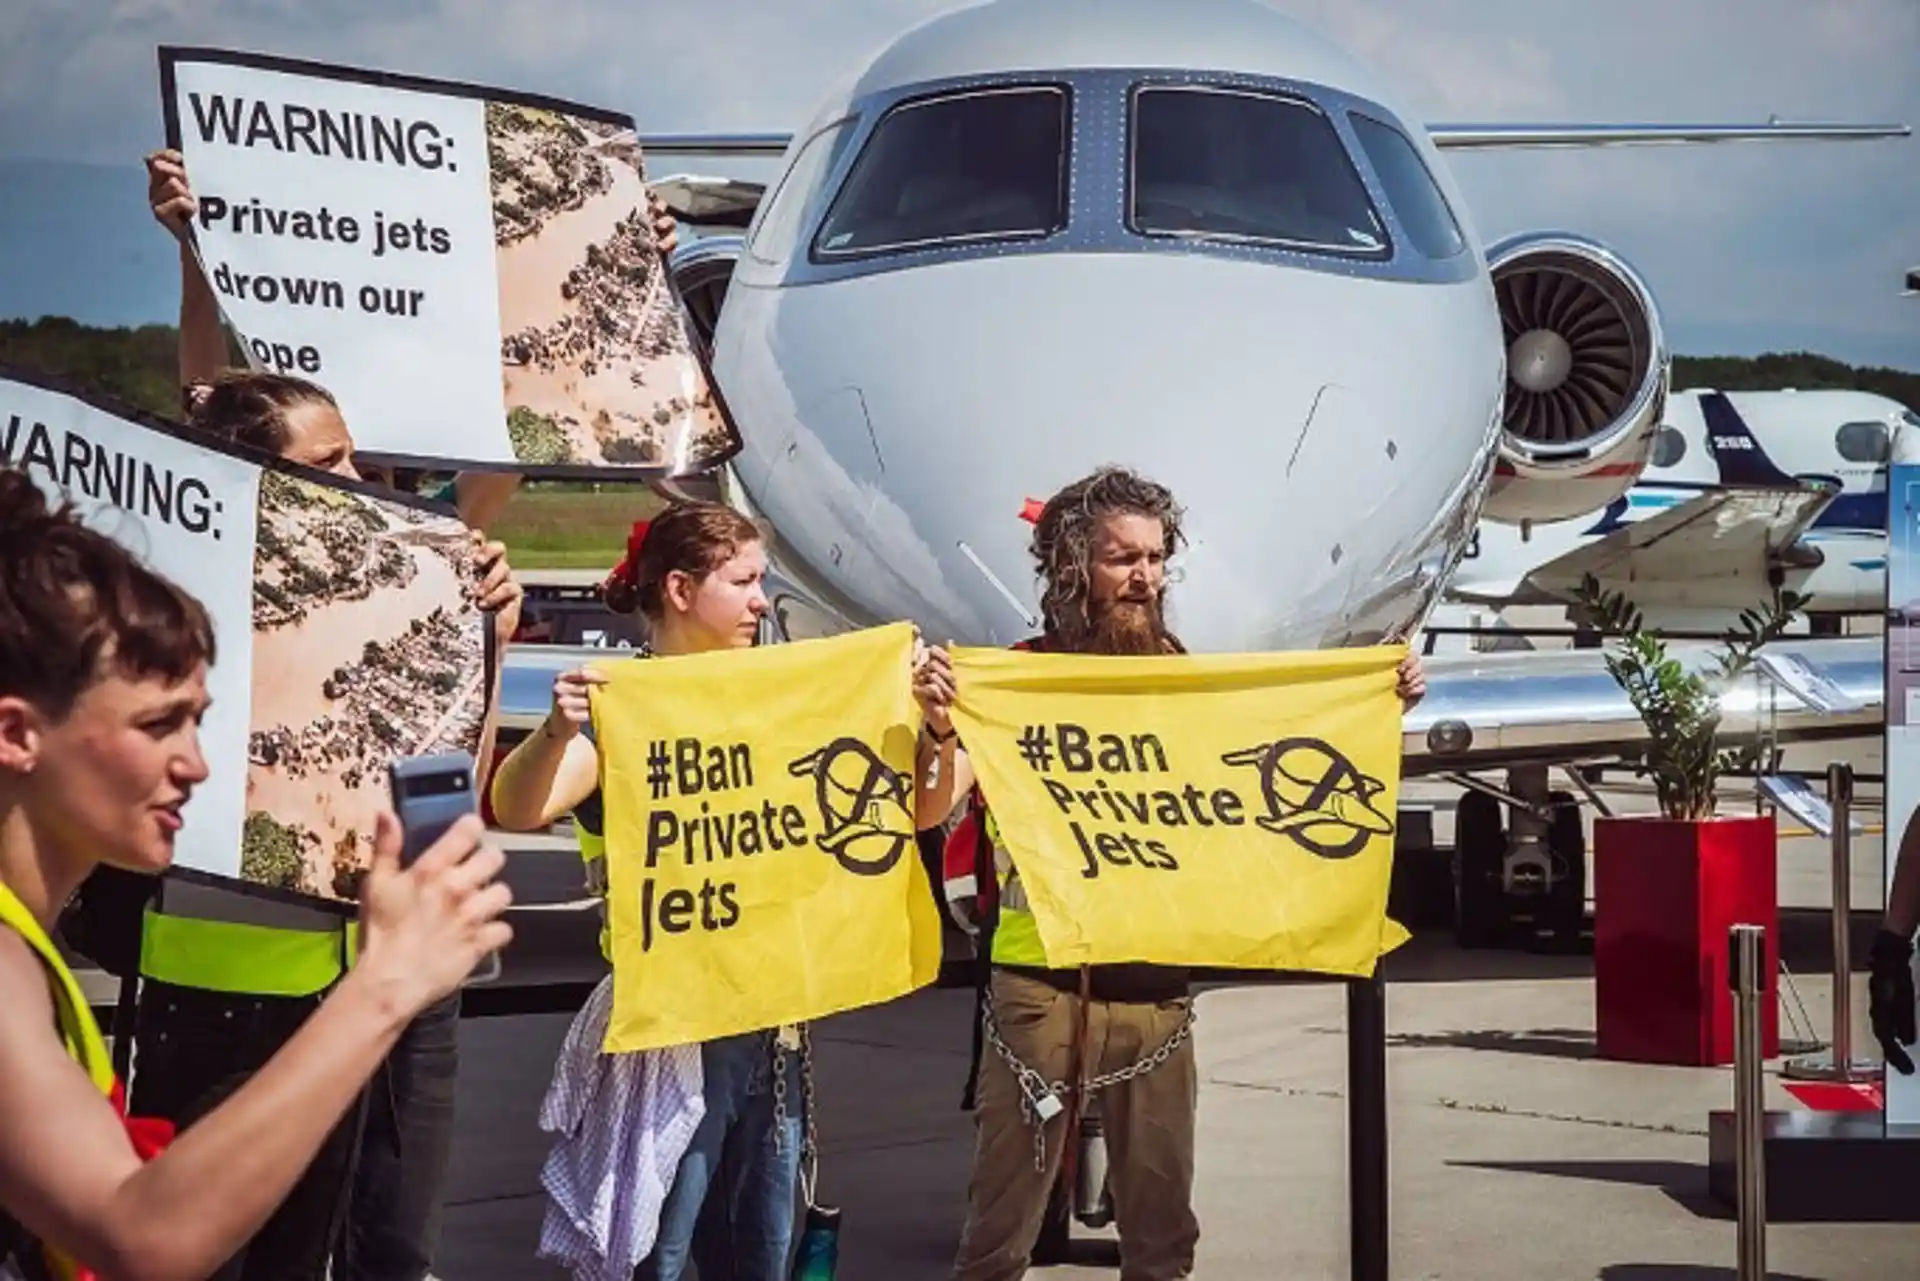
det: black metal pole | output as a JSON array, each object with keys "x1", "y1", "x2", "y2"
[{"x1": 1348, "y1": 973, "x2": 1389, "y2": 1281}]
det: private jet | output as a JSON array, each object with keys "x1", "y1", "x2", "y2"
[{"x1": 495, "y1": 0, "x2": 1907, "y2": 949}]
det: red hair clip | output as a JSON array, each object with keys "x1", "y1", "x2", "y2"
[
  {"x1": 1018, "y1": 498, "x2": 1045, "y2": 525},
  {"x1": 602, "y1": 517, "x2": 653, "y2": 596}
]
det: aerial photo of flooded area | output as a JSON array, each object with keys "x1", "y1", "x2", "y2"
[
  {"x1": 242, "y1": 473, "x2": 488, "y2": 903},
  {"x1": 489, "y1": 101, "x2": 738, "y2": 472}
]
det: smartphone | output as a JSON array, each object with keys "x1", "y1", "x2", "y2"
[{"x1": 387, "y1": 751, "x2": 501, "y2": 985}]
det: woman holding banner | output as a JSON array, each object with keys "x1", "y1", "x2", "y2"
[
  {"x1": 490, "y1": 502, "x2": 816, "y2": 1281},
  {"x1": 0, "y1": 469, "x2": 514, "y2": 1281}
]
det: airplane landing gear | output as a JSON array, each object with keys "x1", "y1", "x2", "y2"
[{"x1": 1452, "y1": 766, "x2": 1587, "y2": 949}]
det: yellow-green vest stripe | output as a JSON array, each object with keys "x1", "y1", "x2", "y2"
[
  {"x1": 138, "y1": 908, "x2": 346, "y2": 998},
  {"x1": 577, "y1": 824, "x2": 613, "y2": 962},
  {"x1": 981, "y1": 808, "x2": 1047, "y2": 968}
]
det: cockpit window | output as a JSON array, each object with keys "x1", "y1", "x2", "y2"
[
  {"x1": 749, "y1": 119, "x2": 855, "y2": 265},
  {"x1": 1127, "y1": 85, "x2": 1389, "y2": 257},
  {"x1": 1348, "y1": 113, "x2": 1466, "y2": 261},
  {"x1": 813, "y1": 86, "x2": 1069, "y2": 259}
]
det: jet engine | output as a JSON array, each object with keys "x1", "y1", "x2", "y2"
[
  {"x1": 1480, "y1": 233, "x2": 1670, "y2": 526},
  {"x1": 667, "y1": 234, "x2": 746, "y2": 356}
]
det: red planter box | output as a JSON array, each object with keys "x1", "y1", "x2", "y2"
[{"x1": 1593, "y1": 814, "x2": 1779, "y2": 1066}]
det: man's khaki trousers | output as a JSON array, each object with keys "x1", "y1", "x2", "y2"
[{"x1": 950, "y1": 969, "x2": 1199, "y2": 1281}]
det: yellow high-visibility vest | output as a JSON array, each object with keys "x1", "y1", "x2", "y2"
[
  {"x1": 0, "y1": 879, "x2": 115, "y2": 1281},
  {"x1": 980, "y1": 807, "x2": 1047, "y2": 968}
]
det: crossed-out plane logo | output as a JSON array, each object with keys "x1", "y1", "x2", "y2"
[
  {"x1": 1220, "y1": 737, "x2": 1395, "y2": 860},
  {"x1": 1011, "y1": 720, "x2": 1395, "y2": 880},
  {"x1": 629, "y1": 732, "x2": 910, "y2": 951},
  {"x1": 787, "y1": 736, "x2": 913, "y2": 877}
]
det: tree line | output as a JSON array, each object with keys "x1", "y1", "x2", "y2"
[{"x1": 4, "y1": 314, "x2": 1916, "y2": 432}]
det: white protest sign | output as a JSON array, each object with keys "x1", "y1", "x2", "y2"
[
  {"x1": 160, "y1": 47, "x2": 742, "y2": 479},
  {"x1": 1, "y1": 369, "x2": 493, "y2": 910}
]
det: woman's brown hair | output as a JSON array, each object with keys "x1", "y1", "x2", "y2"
[
  {"x1": 601, "y1": 501, "x2": 762, "y2": 619},
  {"x1": 186, "y1": 369, "x2": 338, "y2": 456},
  {"x1": 0, "y1": 469, "x2": 216, "y2": 719}
]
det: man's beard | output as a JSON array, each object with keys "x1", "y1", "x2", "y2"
[{"x1": 1082, "y1": 594, "x2": 1172, "y2": 656}]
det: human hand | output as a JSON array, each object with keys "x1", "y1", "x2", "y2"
[
  {"x1": 355, "y1": 812, "x2": 512, "y2": 1014},
  {"x1": 1395, "y1": 652, "x2": 1426, "y2": 710},
  {"x1": 548, "y1": 666, "x2": 608, "y2": 737},
  {"x1": 146, "y1": 148, "x2": 194, "y2": 241},
  {"x1": 1870, "y1": 929, "x2": 1917, "y2": 1075},
  {"x1": 648, "y1": 187, "x2": 680, "y2": 256},
  {"x1": 912, "y1": 637, "x2": 956, "y2": 735},
  {"x1": 471, "y1": 532, "x2": 524, "y2": 644}
]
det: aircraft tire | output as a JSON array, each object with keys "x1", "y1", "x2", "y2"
[
  {"x1": 1452, "y1": 790, "x2": 1508, "y2": 949},
  {"x1": 1544, "y1": 790, "x2": 1588, "y2": 944}
]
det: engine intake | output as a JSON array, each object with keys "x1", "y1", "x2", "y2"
[{"x1": 1481, "y1": 233, "x2": 1669, "y2": 525}]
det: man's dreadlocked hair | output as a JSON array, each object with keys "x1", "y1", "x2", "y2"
[{"x1": 1030, "y1": 465, "x2": 1185, "y2": 650}]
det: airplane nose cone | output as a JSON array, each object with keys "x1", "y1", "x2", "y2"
[{"x1": 726, "y1": 251, "x2": 1500, "y2": 652}]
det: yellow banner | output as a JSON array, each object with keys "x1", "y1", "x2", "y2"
[
  {"x1": 949, "y1": 644, "x2": 1411, "y2": 975},
  {"x1": 591, "y1": 622, "x2": 943, "y2": 1051}
]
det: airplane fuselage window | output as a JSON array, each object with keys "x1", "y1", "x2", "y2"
[
  {"x1": 1649, "y1": 424, "x2": 1687, "y2": 468},
  {"x1": 1348, "y1": 113, "x2": 1465, "y2": 261},
  {"x1": 1126, "y1": 85, "x2": 1389, "y2": 258},
  {"x1": 812, "y1": 85, "x2": 1070, "y2": 259},
  {"x1": 1836, "y1": 419, "x2": 1892, "y2": 464},
  {"x1": 749, "y1": 119, "x2": 856, "y2": 265}
]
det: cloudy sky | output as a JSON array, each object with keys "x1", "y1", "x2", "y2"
[{"x1": 2, "y1": 0, "x2": 1916, "y2": 371}]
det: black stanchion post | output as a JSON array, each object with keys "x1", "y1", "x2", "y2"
[{"x1": 1348, "y1": 973, "x2": 1389, "y2": 1281}]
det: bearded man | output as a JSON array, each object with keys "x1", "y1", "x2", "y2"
[{"x1": 911, "y1": 465, "x2": 1424, "y2": 1281}]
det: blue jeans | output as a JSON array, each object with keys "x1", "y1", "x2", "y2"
[
  {"x1": 334, "y1": 991, "x2": 462, "y2": 1281},
  {"x1": 636, "y1": 1031, "x2": 805, "y2": 1281}
]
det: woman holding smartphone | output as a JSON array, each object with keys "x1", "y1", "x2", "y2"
[{"x1": 0, "y1": 470, "x2": 514, "y2": 1281}]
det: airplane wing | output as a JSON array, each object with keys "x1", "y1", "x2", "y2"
[
  {"x1": 1502, "y1": 484, "x2": 1836, "y2": 611},
  {"x1": 1426, "y1": 121, "x2": 1910, "y2": 149},
  {"x1": 640, "y1": 133, "x2": 792, "y2": 156},
  {"x1": 490, "y1": 631, "x2": 1883, "y2": 781},
  {"x1": 1401, "y1": 633, "x2": 1881, "y2": 775}
]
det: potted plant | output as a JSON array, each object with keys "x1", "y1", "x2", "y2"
[{"x1": 1570, "y1": 573, "x2": 1805, "y2": 1066}]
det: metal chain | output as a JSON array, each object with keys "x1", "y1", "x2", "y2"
[
  {"x1": 980, "y1": 996, "x2": 1196, "y2": 1172},
  {"x1": 799, "y1": 1023, "x2": 821, "y2": 1208},
  {"x1": 772, "y1": 1030, "x2": 789, "y2": 1153},
  {"x1": 767, "y1": 1024, "x2": 821, "y2": 1204}
]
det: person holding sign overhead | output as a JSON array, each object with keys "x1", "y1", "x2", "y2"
[
  {"x1": 0, "y1": 469, "x2": 513, "y2": 1281},
  {"x1": 911, "y1": 466, "x2": 1425, "y2": 1281},
  {"x1": 489, "y1": 501, "x2": 817, "y2": 1281},
  {"x1": 92, "y1": 146, "x2": 668, "y2": 1281}
]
